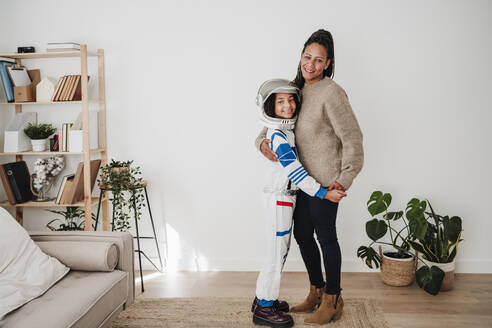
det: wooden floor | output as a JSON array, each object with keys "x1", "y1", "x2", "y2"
[{"x1": 135, "y1": 271, "x2": 492, "y2": 328}]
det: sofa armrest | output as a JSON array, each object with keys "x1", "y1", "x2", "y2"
[{"x1": 29, "y1": 231, "x2": 135, "y2": 306}]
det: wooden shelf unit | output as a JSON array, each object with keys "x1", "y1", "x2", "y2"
[{"x1": 0, "y1": 45, "x2": 109, "y2": 231}]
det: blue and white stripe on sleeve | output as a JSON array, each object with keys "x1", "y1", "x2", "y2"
[{"x1": 270, "y1": 130, "x2": 327, "y2": 199}]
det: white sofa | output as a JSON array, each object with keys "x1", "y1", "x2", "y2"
[{"x1": 2, "y1": 231, "x2": 135, "y2": 328}]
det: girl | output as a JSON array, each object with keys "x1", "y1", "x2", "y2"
[
  {"x1": 256, "y1": 30, "x2": 364, "y2": 325},
  {"x1": 252, "y1": 79, "x2": 346, "y2": 328}
]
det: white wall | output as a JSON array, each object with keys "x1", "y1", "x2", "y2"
[{"x1": 0, "y1": 0, "x2": 491, "y2": 273}]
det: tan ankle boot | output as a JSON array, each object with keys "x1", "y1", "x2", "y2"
[
  {"x1": 290, "y1": 285, "x2": 324, "y2": 313},
  {"x1": 304, "y1": 292, "x2": 344, "y2": 325}
]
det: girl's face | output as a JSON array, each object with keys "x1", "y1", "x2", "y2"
[
  {"x1": 300, "y1": 42, "x2": 330, "y2": 84},
  {"x1": 274, "y1": 93, "x2": 297, "y2": 119}
]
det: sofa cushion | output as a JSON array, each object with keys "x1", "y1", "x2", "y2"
[
  {"x1": 0, "y1": 208, "x2": 69, "y2": 318},
  {"x1": 2, "y1": 270, "x2": 128, "y2": 328},
  {"x1": 36, "y1": 241, "x2": 119, "y2": 272}
]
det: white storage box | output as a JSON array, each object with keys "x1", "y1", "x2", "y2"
[
  {"x1": 68, "y1": 111, "x2": 99, "y2": 152},
  {"x1": 4, "y1": 112, "x2": 37, "y2": 152}
]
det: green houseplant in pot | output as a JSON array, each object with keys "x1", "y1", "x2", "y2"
[
  {"x1": 407, "y1": 199, "x2": 463, "y2": 292},
  {"x1": 358, "y1": 192, "x2": 448, "y2": 295},
  {"x1": 46, "y1": 207, "x2": 95, "y2": 231},
  {"x1": 98, "y1": 159, "x2": 145, "y2": 232},
  {"x1": 23, "y1": 122, "x2": 56, "y2": 152},
  {"x1": 357, "y1": 191, "x2": 419, "y2": 287}
]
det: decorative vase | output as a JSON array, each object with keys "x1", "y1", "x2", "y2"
[
  {"x1": 31, "y1": 139, "x2": 48, "y2": 152},
  {"x1": 30, "y1": 174, "x2": 54, "y2": 201},
  {"x1": 418, "y1": 258, "x2": 455, "y2": 291},
  {"x1": 378, "y1": 245, "x2": 417, "y2": 286}
]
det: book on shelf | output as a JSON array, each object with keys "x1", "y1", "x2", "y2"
[
  {"x1": 0, "y1": 77, "x2": 6, "y2": 102},
  {"x1": 63, "y1": 75, "x2": 74, "y2": 101},
  {"x1": 61, "y1": 123, "x2": 72, "y2": 152},
  {"x1": 55, "y1": 174, "x2": 75, "y2": 204},
  {"x1": 46, "y1": 42, "x2": 80, "y2": 52},
  {"x1": 60, "y1": 178, "x2": 75, "y2": 204},
  {"x1": 52, "y1": 76, "x2": 66, "y2": 101},
  {"x1": 65, "y1": 159, "x2": 101, "y2": 204},
  {"x1": 72, "y1": 75, "x2": 88, "y2": 101},
  {"x1": 69, "y1": 75, "x2": 81, "y2": 100},
  {"x1": 0, "y1": 58, "x2": 14, "y2": 102},
  {"x1": 0, "y1": 161, "x2": 33, "y2": 204},
  {"x1": 0, "y1": 60, "x2": 15, "y2": 102},
  {"x1": 60, "y1": 75, "x2": 71, "y2": 101},
  {"x1": 65, "y1": 75, "x2": 76, "y2": 100}
]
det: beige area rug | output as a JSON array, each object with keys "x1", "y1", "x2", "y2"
[{"x1": 111, "y1": 297, "x2": 389, "y2": 328}]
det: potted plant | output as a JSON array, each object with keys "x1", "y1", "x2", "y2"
[
  {"x1": 23, "y1": 123, "x2": 56, "y2": 151},
  {"x1": 98, "y1": 159, "x2": 145, "y2": 232},
  {"x1": 407, "y1": 200, "x2": 463, "y2": 292},
  {"x1": 357, "y1": 191, "x2": 421, "y2": 287},
  {"x1": 46, "y1": 207, "x2": 95, "y2": 231}
]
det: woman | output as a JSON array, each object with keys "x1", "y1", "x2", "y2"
[{"x1": 255, "y1": 29, "x2": 364, "y2": 325}]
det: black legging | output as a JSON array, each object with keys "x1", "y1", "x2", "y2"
[{"x1": 293, "y1": 190, "x2": 341, "y2": 294}]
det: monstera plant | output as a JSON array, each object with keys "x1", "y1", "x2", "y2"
[
  {"x1": 358, "y1": 191, "x2": 415, "y2": 267},
  {"x1": 357, "y1": 191, "x2": 448, "y2": 295}
]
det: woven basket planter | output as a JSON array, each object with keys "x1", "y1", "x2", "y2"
[{"x1": 378, "y1": 245, "x2": 417, "y2": 286}]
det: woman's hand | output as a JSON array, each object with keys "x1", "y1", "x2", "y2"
[
  {"x1": 328, "y1": 181, "x2": 345, "y2": 191},
  {"x1": 260, "y1": 139, "x2": 278, "y2": 162},
  {"x1": 324, "y1": 189, "x2": 347, "y2": 203}
]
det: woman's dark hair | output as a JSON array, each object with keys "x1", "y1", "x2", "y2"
[
  {"x1": 293, "y1": 29, "x2": 335, "y2": 88},
  {"x1": 264, "y1": 93, "x2": 302, "y2": 119}
]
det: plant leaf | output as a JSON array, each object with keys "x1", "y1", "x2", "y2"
[
  {"x1": 367, "y1": 191, "x2": 392, "y2": 216},
  {"x1": 406, "y1": 198, "x2": 427, "y2": 221},
  {"x1": 443, "y1": 216, "x2": 462, "y2": 243},
  {"x1": 408, "y1": 240, "x2": 428, "y2": 258},
  {"x1": 416, "y1": 265, "x2": 445, "y2": 295},
  {"x1": 384, "y1": 211, "x2": 403, "y2": 221},
  {"x1": 366, "y1": 219, "x2": 388, "y2": 241},
  {"x1": 409, "y1": 214, "x2": 428, "y2": 240},
  {"x1": 357, "y1": 246, "x2": 381, "y2": 269}
]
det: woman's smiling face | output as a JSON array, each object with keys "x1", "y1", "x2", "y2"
[{"x1": 300, "y1": 42, "x2": 330, "y2": 84}]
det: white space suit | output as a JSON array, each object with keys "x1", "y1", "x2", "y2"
[{"x1": 255, "y1": 79, "x2": 328, "y2": 306}]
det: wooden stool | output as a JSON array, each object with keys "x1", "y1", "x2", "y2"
[{"x1": 94, "y1": 180, "x2": 163, "y2": 292}]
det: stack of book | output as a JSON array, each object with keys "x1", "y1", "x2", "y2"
[
  {"x1": 46, "y1": 42, "x2": 80, "y2": 52},
  {"x1": 60, "y1": 123, "x2": 73, "y2": 152},
  {"x1": 51, "y1": 75, "x2": 88, "y2": 102},
  {"x1": 0, "y1": 56, "x2": 16, "y2": 102}
]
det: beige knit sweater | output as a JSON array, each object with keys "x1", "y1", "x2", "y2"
[{"x1": 255, "y1": 77, "x2": 363, "y2": 190}]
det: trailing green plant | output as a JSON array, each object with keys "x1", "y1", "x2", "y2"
[
  {"x1": 23, "y1": 123, "x2": 56, "y2": 140},
  {"x1": 406, "y1": 200, "x2": 463, "y2": 294},
  {"x1": 46, "y1": 207, "x2": 95, "y2": 231},
  {"x1": 357, "y1": 191, "x2": 447, "y2": 295},
  {"x1": 98, "y1": 159, "x2": 145, "y2": 232}
]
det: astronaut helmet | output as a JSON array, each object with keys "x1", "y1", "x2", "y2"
[{"x1": 256, "y1": 79, "x2": 301, "y2": 130}]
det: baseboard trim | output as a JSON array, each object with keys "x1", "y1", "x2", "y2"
[{"x1": 136, "y1": 257, "x2": 492, "y2": 273}]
